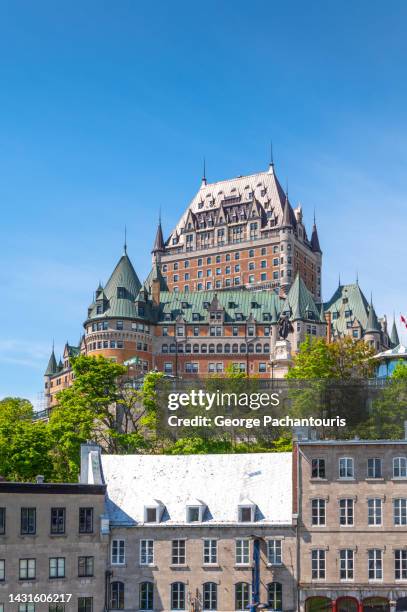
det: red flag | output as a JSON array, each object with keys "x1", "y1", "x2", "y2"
[{"x1": 401, "y1": 315, "x2": 407, "y2": 329}]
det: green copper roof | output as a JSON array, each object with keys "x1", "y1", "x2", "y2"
[
  {"x1": 157, "y1": 290, "x2": 282, "y2": 323},
  {"x1": 283, "y1": 274, "x2": 321, "y2": 321},
  {"x1": 86, "y1": 253, "x2": 142, "y2": 321},
  {"x1": 365, "y1": 298, "x2": 381, "y2": 334},
  {"x1": 143, "y1": 262, "x2": 168, "y2": 293},
  {"x1": 324, "y1": 283, "x2": 372, "y2": 336},
  {"x1": 44, "y1": 350, "x2": 57, "y2": 376},
  {"x1": 390, "y1": 319, "x2": 400, "y2": 347}
]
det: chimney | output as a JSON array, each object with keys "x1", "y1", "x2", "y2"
[
  {"x1": 80, "y1": 442, "x2": 103, "y2": 484},
  {"x1": 152, "y1": 278, "x2": 161, "y2": 307},
  {"x1": 36, "y1": 475, "x2": 44, "y2": 484}
]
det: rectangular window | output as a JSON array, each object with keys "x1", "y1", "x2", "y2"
[
  {"x1": 367, "y1": 458, "x2": 382, "y2": 479},
  {"x1": 311, "y1": 499, "x2": 326, "y2": 526},
  {"x1": 50, "y1": 508, "x2": 65, "y2": 534},
  {"x1": 394, "y1": 499, "x2": 407, "y2": 525},
  {"x1": 140, "y1": 540, "x2": 154, "y2": 565},
  {"x1": 78, "y1": 598, "x2": 93, "y2": 612},
  {"x1": 311, "y1": 458, "x2": 326, "y2": 479},
  {"x1": 339, "y1": 549, "x2": 354, "y2": 581},
  {"x1": 368, "y1": 498, "x2": 382, "y2": 526},
  {"x1": 203, "y1": 539, "x2": 217, "y2": 565},
  {"x1": 339, "y1": 457, "x2": 354, "y2": 479},
  {"x1": 18, "y1": 606, "x2": 35, "y2": 612},
  {"x1": 49, "y1": 557, "x2": 65, "y2": 578},
  {"x1": 393, "y1": 457, "x2": 407, "y2": 478},
  {"x1": 236, "y1": 539, "x2": 250, "y2": 565},
  {"x1": 0, "y1": 508, "x2": 5, "y2": 534},
  {"x1": 395, "y1": 549, "x2": 407, "y2": 580},
  {"x1": 311, "y1": 549, "x2": 326, "y2": 580},
  {"x1": 21, "y1": 508, "x2": 36, "y2": 535},
  {"x1": 267, "y1": 540, "x2": 282, "y2": 565},
  {"x1": 172, "y1": 540, "x2": 186, "y2": 565},
  {"x1": 368, "y1": 549, "x2": 383, "y2": 581},
  {"x1": 19, "y1": 558, "x2": 36, "y2": 580},
  {"x1": 111, "y1": 539, "x2": 125, "y2": 565},
  {"x1": 339, "y1": 499, "x2": 354, "y2": 526},
  {"x1": 78, "y1": 556, "x2": 94, "y2": 577},
  {"x1": 79, "y1": 507, "x2": 93, "y2": 533}
]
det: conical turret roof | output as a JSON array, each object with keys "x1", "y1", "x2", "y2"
[
  {"x1": 44, "y1": 349, "x2": 57, "y2": 376},
  {"x1": 86, "y1": 252, "x2": 142, "y2": 321},
  {"x1": 152, "y1": 220, "x2": 165, "y2": 253},
  {"x1": 365, "y1": 298, "x2": 381, "y2": 334},
  {"x1": 390, "y1": 318, "x2": 400, "y2": 347},
  {"x1": 310, "y1": 223, "x2": 322, "y2": 253}
]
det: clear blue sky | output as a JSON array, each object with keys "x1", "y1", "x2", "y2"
[{"x1": 1, "y1": 0, "x2": 406, "y2": 405}]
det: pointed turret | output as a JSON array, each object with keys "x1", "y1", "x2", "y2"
[
  {"x1": 152, "y1": 218, "x2": 165, "y2": 255},
  {"x1": 390, "y1": 317, "x2": 400, "y2": 347},
  {"x1": 44, "y1": 347, "x2": 57, "y2": 376},
  {"x1": 365, "y1": 297, "x2": 381, "y2": 334},
  {"x1": 281, "y1": 192, "x2": 293, "y2": 228},
  {"x1": 310, "y1": 215, "x2": 322, "y2": 253}
]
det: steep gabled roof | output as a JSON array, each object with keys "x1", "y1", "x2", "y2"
[
  {"x1": 283, "y1": 274, "x2": 320, "y2": 321},
  {"x1": 86, "y1": 253, "x2": 142, "y2": 321},
  {"x1": 143, "y1": 262, "x2": 168, "y2": 293},
  {"x1": 324, "y1": 283, "x2": 371, "y2": 335}
]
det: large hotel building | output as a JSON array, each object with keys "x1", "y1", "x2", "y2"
[{"x1": 44, "y1": 163, "x2": 394, "y2": 407}]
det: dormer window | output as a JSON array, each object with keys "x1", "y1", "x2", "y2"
[
  {"x1": 192, "y1": 312, "x2": 200, "y2": 321},
  {"x1": 238, "y1": 500, "x2": 256, "y2": 522},
  {"x1": 164, "y1": 313, "x2": 172, "y2": 321},
  {"x1": 117, "y1": 287, "x2": 126, "y2": 299},
  {"x1": 144, "y1": 500, "x2": 164, "y2": 524},
  {"x1": 235, "y1": 312, "x2": 243, "y2": 321},
  {"x1": 181, "y1": 302, "x2": 189, "y2": 309},
  {"x1": 203, "y1": 302, "x2": 210, "y2": 309},
  {"x1": 96, "y1": 305, "x2": 103, "y2": 315}
]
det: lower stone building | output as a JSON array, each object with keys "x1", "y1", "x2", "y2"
[
  {"x1": 94, "y1": 449, "x2": 297, "y2": 612},
  {"x1": 0, "y1": 474, "x2": 107, "y2": 612},
  {"x1": 294, "y1": 436, "x2": 407, "y2": 612}
]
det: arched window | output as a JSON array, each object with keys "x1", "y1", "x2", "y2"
[
  {"x1": 232, "y1": 343, "x2": 239, "y2": 353},
  {"x1": 185, "y1": 344, "x2": 191, "y2": 353},
  {"x1": 264, "y1": 343, "x2": 270, "y2": 353},
  {"x1": 393, "y1": 457, "x2": 407, "y2": 478},
  {"x1": 336, "y1": 597, "x2": 358, "y2": 612},
  {"x1": 201, "y1": 344, "x2": 208, "y2": 353},
  {"x1": 235, "y1": 582, "x2": 250, "y2": 611},
  {"x1": 171, "y1": 582, "x2": 186, "y2": 610},
  {"x1": 240, "y1": 343, "x2": 246, "y2": 353},
  {"x1": 305, "y1": 597, "x2": 332, "y2": 612},
  {"x1": 362, "y1": 597, "x2": 390, "y2": 612},
  {"x1": 203, "y1": 582, "x2": 217, "y2": 611},
  {"x1": 193, "y1": 344, "x2": 199, "y2": 353},
  {"x1": 139, "y1": 581, "x2": 154, "y2": 611},
  {"x1": 162, "y1": 344, "x2": 168, "y2": 353},
  {"x1": 255, "y1": 343, "x2": 262, "y2": 353},
  {"x1": 224, "y1": 343, "x2": 231, "y2": 354},
  {"x1": 110, "y1": 581, "x2": 124, "y2": 609},
  {"x1": 248, "y1": 343, "x2": 254, "y2": 353},
  {"x1": 209, "y1": 344, "x2": 215, "y2": 354},
  {"x1": 267, "y1": 582, "x2": 282, "y2": 611},
  {"x1": 216, "y1": 343, "x2": 223, "y2": 353},
  {"x1": 169, "y1": 343, "x2": 176, "y2": 353}
]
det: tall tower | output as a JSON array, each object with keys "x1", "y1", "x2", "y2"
[{"x1": 151, "y1": 217, "x2": 165, "y2": 265}]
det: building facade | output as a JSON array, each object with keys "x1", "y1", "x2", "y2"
[
  {"x1": 0, "y1": 476, "x2": 108, "y2": 612},
  {"x1": 294, "y1": 437, "x2": 407, "y2": 612}
]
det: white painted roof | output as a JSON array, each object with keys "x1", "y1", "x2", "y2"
[{"x1": 101, "y1": 452, "x2": 293, "y2": 526}]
